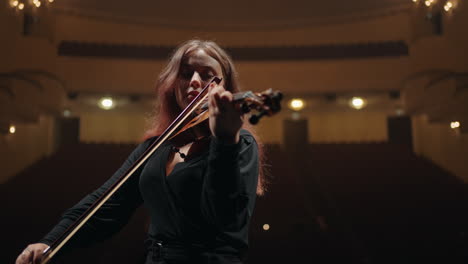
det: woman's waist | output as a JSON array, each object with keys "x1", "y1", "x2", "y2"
[
  {"x1": 145, "y1": 234, "x2": 239, "y2": 255},
  {"x1": 145, "y1": 235, "x2": 239, "y2": 254},
  {"x1": 144, "y1": 236, "x2": 243, "y2": 264}
]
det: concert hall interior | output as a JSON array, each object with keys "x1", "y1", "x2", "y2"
[{"x1": 1, "y1": 0, "x2": 468, "y2": 263}]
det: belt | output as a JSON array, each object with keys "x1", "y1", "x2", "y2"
[
  {"x1": 144, "y1": 238, "x2": 239, "y2": 262},
  {"x1": 144, "y1": 238, "x2": 208, "y2": 262}
]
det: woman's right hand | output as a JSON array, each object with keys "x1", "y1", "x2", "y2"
[{"x1": 15, "y1": 243, "x2": 49, "y2": 264}]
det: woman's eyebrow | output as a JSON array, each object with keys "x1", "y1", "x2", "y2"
[{"x1": 184, "y1": 64, "x2": 216, "y2": 72}]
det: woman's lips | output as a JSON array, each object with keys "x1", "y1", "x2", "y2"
[{"x1": 187, "y1": 91, "x2": 200, "y2": 101}]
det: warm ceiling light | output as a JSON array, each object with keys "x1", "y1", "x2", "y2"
[
  {"x1": 262, "y1": 224, "x2": 270, "y2": 231},
  {"x1": 98, "y1": 97, "x2": 115, "y2": 110},
  {"x1": 425, "y1": 0, "x2": 431, "y2": 6},
  {"x1": 289, "y1": 98, "x2": 305, "y2": 111},
  {"x1": 11, "y1": 0, "x2": 19, "y2": 7},
  {"x1": 48, "y1": 0, "x2": 54, "y2": 2},
  {"x1": 34, "y1": 1, "x2": 41, "y2": 7},
  {"x1": 18, "y1": 3, "x2": 24, "y2": 9},
  {"x1": 450, "y1": 121, "x2": 460, "y2": 129},
  {"x1": 63, "y1": 109, "x2": 71, "y2": 117},
  {"x1": 444, "y1": 1, "x2": 453, "y2": 11},
  {"x1": 9, "y1": 125, "x2": 16, "y2": 134},
  {"x1": 349, "y1": 97, "x2": 366, "y2": 110}
]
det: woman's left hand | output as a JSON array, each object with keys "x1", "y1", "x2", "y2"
[{"x1": 208, "y1": 82, "x2": 243, "y2": 144}]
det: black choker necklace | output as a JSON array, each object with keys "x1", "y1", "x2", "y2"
[
  {"x1": 172, "y1": 147, "x2": 187, "y2": 159},
  {"x1": 171, "y1": 135, "x2": 208, "y2": 160}
]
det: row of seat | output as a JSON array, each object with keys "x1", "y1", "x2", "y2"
[{"x1": 1, "y1": 142, "x2": 467, "y2": 263}]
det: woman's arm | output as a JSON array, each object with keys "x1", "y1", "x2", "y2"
[
  {"x1": 38, "y1": 138, "x2": 155, "y2": 250},
  {"x1": 201, "y1": 131, "x2": 259, "y2": 229},
  {"x1": 201, "y1": 83, "x2": 259, "y2": 230}
]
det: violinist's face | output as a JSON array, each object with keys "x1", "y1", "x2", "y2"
[{"x1": 175, "y1": 49, "x2": 224, "y2": 110}]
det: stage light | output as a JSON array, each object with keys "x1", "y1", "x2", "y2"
[
  {"x1": 349, "y1": 97, "x2": 366, "y2": 110},
  {"x1": 63, "y1": 109, "x2": 71, "y2": 117},
  {"x1": 450, "y1": 121, "x2": 460, "y2": 129},
  {"x1": 289, "y1": 98, "x2": 305, "y2": 111},
  {"x1": 395, "y1": 109, "x2": 405, "y2": 116},
  {"x1": 98, "y1": 97, "x2": 115, "y2": 110}
]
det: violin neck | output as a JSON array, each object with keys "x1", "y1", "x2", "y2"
[
  {"x1": 199, "y1": 91, "x2": 261, "y2": 111},
  {"x1": 233, "y1": 91, "x2": 261, "y2": 101}
]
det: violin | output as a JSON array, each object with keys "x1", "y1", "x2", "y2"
[
  {"x1": 170, "y1": 76, "x2": 283, "y2": 143},
  {"x1": 39, "y1": 77, "x2": 282, "y2": 264}
]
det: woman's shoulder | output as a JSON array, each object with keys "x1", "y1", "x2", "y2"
[
  {"x1": 139, "y1": 136, "x2": 158, "y2": 148},
  {"x1": 129, "y1": 136, "x2": 159, "y2": 157},
  {"x1": 240, "y1": 129, "x2": 251, "y2": 136},
  {"x1": 239, "y1": 129, "x2": 257, "y2": 145}
]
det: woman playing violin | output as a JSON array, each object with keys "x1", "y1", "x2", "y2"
[{"x1": 16, "y1": 39, "x2": 266, "y2": 264}]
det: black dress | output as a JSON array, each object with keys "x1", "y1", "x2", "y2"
[{"x1": 39, "y1": 129, "x2": 259, "y2": 264}]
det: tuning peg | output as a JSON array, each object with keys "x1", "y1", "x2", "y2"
[
  {"x1": 249, "y1": 110, "x2": 267, "y2": 125},
  {"x1": 240, "y1": 102, "x2": 251, "y2": 114}
]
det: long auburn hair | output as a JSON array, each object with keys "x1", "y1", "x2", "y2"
[{"x1": 144, "y1": 39, "x2": 267, "y2": 196}]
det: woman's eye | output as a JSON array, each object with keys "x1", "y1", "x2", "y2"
[
  {"x1": 201, "y1": 73, "x2": 214, "y2": 80},
  {"x1": 180, "y1": 70, "x2": 193, "y2": 79},
  {"x1": 180, "y1": 69, "x2": 214, "y2": 81}
]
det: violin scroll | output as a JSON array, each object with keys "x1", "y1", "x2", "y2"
[{"x1": 234, "y1": 88, "x2": 283, "y2": 125}]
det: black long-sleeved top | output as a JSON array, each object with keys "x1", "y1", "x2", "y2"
[{"x1": 39, "y1": 129, "x2": 259, "y2": 262}]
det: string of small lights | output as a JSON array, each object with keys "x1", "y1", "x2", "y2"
[
  {"x1": 411, "y1": 0, "x2": 459, "y2": 12},
  {"x1": 9, "y1": 0, "x2": 55, "y2": 11}
]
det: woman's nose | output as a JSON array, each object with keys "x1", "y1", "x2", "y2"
[{"x1": 189, "y1": 72, "x2": 202, "y2": 89}]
